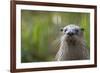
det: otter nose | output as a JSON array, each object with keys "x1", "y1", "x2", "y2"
[{"x1": 67, "y1": 32, "x2": 74, "y2": 36}]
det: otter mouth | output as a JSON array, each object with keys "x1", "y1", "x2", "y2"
[
  {"x1": 66, "y1": 35, "x2": 77, "y2": 44},
  {"x1": 66, "y1": 39, "x2": 76, "y2": 45},
  {"x1": 67, "y1": 35, "x2": 74, "y2": 39},
  {"x1": 67, "y1": 38, "x2": 74, "y2": 42}
]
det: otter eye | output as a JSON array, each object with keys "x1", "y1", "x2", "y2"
[
  {"x1": 75, "y1": 29, "x2": 79, "y2": 33},
  {"x1": 64, "y1": 29, "x2": 67, "y2": 32}
]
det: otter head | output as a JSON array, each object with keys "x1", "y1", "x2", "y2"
[{"x1": 61, "y1": 24, "x2": 84, "y2": 44}]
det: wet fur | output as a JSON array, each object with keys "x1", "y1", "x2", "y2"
[{"x1": 55, "y1": 25, "x2": 89, "y2": 61}]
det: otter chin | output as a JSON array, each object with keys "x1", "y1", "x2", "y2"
[{"x1": 55, "y1": 24, "x2": 89, "y2": 61}]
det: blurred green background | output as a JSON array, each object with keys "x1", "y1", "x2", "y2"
[{"x1": 21, "y1": 10, "x2": 90, "y2": 63}]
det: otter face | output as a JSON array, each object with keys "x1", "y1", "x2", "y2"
[{"x1": 61, "y1": 24, "x2": 84, "y2": 40}]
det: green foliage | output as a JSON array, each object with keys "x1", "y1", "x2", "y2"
[{"x1": 21, "y1": 10, "x2": 90, "y2": 62}]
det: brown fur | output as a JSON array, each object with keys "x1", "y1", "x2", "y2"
[{"x1": 55, "y1": 25, "x2": 89, "y2": 61}]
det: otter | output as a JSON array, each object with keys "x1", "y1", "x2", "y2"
[{"x1": 55, "y1": 24, "x2": 89, "y2": 61}]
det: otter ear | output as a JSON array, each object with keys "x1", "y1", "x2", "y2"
[
  {"x1": 80, "y1": 28, "x2": 84, "y2": 31},
  {"x1": 60, "y1": 28, "x2": 63, "y2": 32}
]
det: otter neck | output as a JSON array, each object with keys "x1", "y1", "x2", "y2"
[{"x1": 67, "y1": 39, "x2": 83, "y2": 50}]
